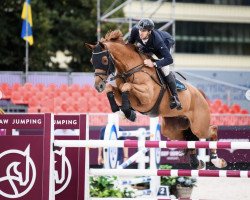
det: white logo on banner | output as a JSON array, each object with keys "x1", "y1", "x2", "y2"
[
  {"x1": 0, "y1": 145, "x2": 36, "y2": 198},
  {"x1": 54, "y1": 147, "x2": 72, "y2": 195}
]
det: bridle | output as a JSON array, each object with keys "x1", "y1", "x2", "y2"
[
  {"x1": 92, "y1": 44, "x2": 115, "y2": 83},
  {"x1": 91, "y1": 43, "x2": 147, "y2": 84}
]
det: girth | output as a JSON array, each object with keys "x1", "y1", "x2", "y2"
[{"x1": 140, "y1": 86, "x2": 165, "y2": 117}]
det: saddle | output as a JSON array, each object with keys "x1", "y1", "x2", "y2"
[
  {"x1": 155, "y1": 68, "x2": 187, "y2": 92},
  {"x1": 140, "y1": 69, "x2": 186, "y2": 117}
]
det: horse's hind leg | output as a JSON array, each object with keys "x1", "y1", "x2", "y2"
[
  {"x1": 208, "y1": 125, "x2": 227, "y2": 168},
  {"x1": 161, "y1": 118, "x2": 204, "y2": 169},
  {"x1": 183, "y1": 128, "x2": 205, "y2": 169}
]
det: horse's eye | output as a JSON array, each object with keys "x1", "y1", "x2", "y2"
[{"x1": 102, "y1": 56, "x2": 108, "y2": 65}]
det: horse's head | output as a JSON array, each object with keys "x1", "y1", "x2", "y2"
[{"x1": 85, "y1": 42, "x2": 115, "y2": 92}]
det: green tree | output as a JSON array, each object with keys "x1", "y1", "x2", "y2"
[
  {"x1": 0, "y1": 0, "x2": 127, "y2": 72},
  {"x1": 0, "y1": 0, "x2": 54, "y2": 71}
]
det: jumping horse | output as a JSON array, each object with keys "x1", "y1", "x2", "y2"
[{"x1": 85, "y1": 30, "x2": 227, "y2": 169}]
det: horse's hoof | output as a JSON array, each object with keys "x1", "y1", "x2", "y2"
[
  {"x1": 189, "y1": 154, "x2": 199, "y2": 169},
  {"x1": 122, "y1": 109, "x2": 136, "y2": 122},
  {"x1": 197, "y1": 160, "x2": 205, "y2": 169},
  {"x1": 211, "y1": 158, "x2": 227, "y2": 168},
  {"x1": 117, "y1": 110, "x2": 126, "y2": 120}
]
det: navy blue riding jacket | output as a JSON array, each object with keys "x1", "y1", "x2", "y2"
[{"x1": 128, "y1": 26, "x2": 175, "y2": 68}]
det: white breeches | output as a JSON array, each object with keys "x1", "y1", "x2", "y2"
[{"x1": 160, "y1": 65, "x2": 170, "y2": 76}]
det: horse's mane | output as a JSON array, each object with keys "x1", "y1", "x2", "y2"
[
  {"x1": 100, "y1": 30, "x2": 125, "y2": 44},
  {"x1": 100, "y1": 29, "x2": 148, "y2": 59}
]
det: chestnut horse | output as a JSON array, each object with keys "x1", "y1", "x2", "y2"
[{"x1": 85, "y1": 30, "x2": 226, "y2": 169}]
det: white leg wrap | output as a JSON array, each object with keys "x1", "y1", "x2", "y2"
[{"x1": 160, "y1": 65, "x2": 170, "y2": 76}]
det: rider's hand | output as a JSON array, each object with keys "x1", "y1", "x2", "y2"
[{"x1": 144, "y1": 59, "x2": 154, "y2": 68}]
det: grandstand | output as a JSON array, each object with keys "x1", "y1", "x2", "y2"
[
  {"x1": 0, "y1": 0, "x2": 249, "y2": 126},
  {"x1": 0, "y1": 71, "x2": 249, "y2": 126}
]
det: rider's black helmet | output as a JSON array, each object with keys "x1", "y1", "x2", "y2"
[{"x1": 138, "y1": 18, "x2": 155, "y2": 31}]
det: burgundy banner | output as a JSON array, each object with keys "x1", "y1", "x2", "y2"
[
  {"x1": 0, "y1": 114, "x2": 44, "y2": 129},
  {"x1": 0, "y1": 136, "x2": 44, "y2": 200},
  {"x1": 0, "y1": 114, "x2": 86, "y2": 200}
]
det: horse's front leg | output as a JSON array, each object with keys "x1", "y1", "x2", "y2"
[
  {"x1": 120, "y1": 83, "x2": 136, "y2": 122},
  {"x1": 105, "y1": 84, "x2": 120, "y2": 113}
]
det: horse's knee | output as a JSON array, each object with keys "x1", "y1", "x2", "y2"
[{"x1": 105, "y1": 84, "x2": 114, "y2": 93}]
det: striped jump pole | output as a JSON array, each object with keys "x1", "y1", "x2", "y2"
[
  {"x1": 54, "y1": 140, "x2": 250, "y2": 149},
  {"x1": 89, "y1": 169, "x2": 250, "y2": 178},
  {"x1": 90, "y1": 198, "x2": 186, "y2": 200}
]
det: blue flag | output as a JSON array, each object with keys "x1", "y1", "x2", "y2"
[{"x1": 21, "y1": 0, "x2": 34, "y2": 45}]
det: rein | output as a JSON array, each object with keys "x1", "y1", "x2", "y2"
[
  {"x1": 110, "y1": 64, "x2": 144, "y2": 82},
  {"x1": 92, "y1": 43, "x2": 162, "y2": 87},
  {"x1": 111, "y1": 64, "x2": 162, "y2": 87}
]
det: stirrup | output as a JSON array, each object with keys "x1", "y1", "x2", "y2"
[{"x1": 170, "y1": 96, "x2": 182, "y2": 110}]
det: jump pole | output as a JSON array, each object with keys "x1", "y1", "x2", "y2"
[
  {"x1": 89, "y1": 169, "x2": 250, "y2": 178},
  {"x1": 54, "y1": 140, "x2": 250, "y2": 149}
]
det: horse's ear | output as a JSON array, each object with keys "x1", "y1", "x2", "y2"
[
  {"x1": 98, "y1": 41, "x2": 105, "y2": 49},
  {"x1": 85, "y1": 43, "x2": 95, "y2": 50}
]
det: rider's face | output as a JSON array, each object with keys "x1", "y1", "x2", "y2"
[{"x1": 139, "y1": 29, "x2": 151, "y2": 40}]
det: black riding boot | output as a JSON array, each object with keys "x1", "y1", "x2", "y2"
[{"x1": 163, "y1": 73, "x2": 182, "y2": 110}]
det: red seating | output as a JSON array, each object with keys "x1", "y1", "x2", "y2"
[
  {"x1": 59, "y1": 84, "x2": 68, "y2": 93},
  {"x1": 23, "y1": 82, "x2": 34, "y2": 91},
  {"x1": 48, "y1": 83, "x2": 58, "y2": 91},
  {"x1": 71, "y1": 91, "x2": 81, "y2": 100},
  {"x1": 28, "y1": 96, "x2": 40, "y2": 107},
  {"x1": 5, "y1": 83, "x2": 249, "y2": 117},
  {"x1": 240, "y1": 109, "x2": 249, "y2": 114},
  {"x1": 68, "y1": 84, "x2": 80, "y2": 93},
  {"x1": 35, "y1": 83, "x2": 46, "y2": 91},
  {"x1": 11, "y1": 91, "x2": 24, "y2": 104},
  {"x1": 230, "y1": 103, "x2": 241, "y2": 113},
  {"x1": 0, "y1": 83, "x2": 12, "y2": 99},
  {"x1": 12, "y1": 83, "x2": 22, "y2": 91},
  {"x1": 23, "y1": 92, "x2": 33, "y2": 104}
]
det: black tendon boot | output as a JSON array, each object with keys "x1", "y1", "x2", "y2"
[
  {"x1": 107, "y1": 92, "x2": 120, "y2": 112},
  {"x1": 163, "y1": 73, "x2": 182, "y2": 110}
]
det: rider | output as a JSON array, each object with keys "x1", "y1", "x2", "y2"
[{"x1": 128, "y1": 18, "x2": 182, "y2": 110}]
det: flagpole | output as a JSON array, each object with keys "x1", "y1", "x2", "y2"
[{"x1": 25, "y1": 1, "x2": 29, "y2": 83}]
